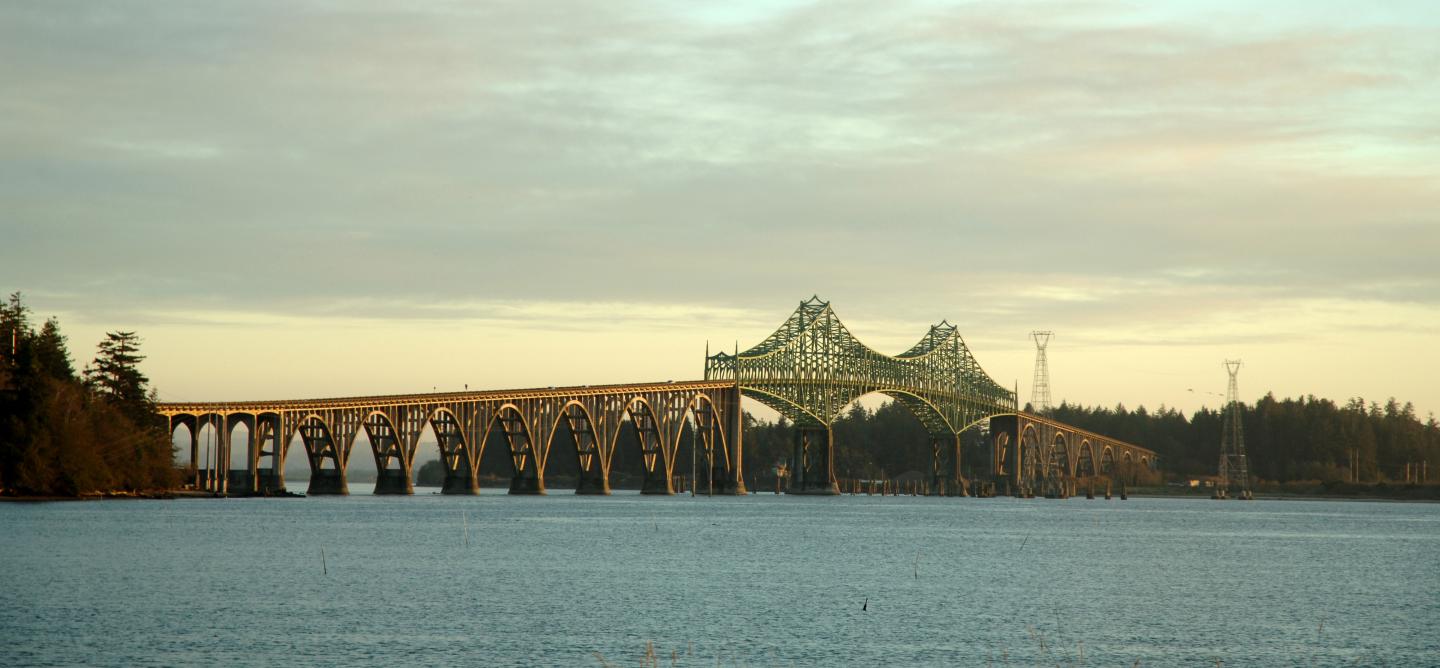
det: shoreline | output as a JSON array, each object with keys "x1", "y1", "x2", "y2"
[{"x1": 5, "y1": 489, "x2": 1438, "y2": 503}]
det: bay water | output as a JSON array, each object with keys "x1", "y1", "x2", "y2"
[{"x1": 2, "y1": 492, "x2": 1436, "y2": 666}]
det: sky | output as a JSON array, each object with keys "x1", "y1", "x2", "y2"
[{"x1": 3, "y1": 0, "x2": 1438, "y2": 422}]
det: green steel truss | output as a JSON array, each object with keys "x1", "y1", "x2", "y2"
[{"x1": 705, "y1": 296, "x2": 1017, "y2": 434}]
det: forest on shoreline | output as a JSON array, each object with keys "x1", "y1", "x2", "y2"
[
  {"x1": 0, "y1": 294, "x2": 174, "y2": 496},
  {"x1": 742, "y1": 394, "x2": 1439, "y2": 487}
]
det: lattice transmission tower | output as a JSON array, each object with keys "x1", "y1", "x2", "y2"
[
  {"x1": 1030, "y1": 331, "x2": 1053, "y2": 413},
  {"x1": 1217, "y1": 359, "x2": 1252, "y2": 500}
]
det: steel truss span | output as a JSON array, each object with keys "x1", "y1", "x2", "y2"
[
  {"x1": 704, "y1": 296, "x2": 1155, "y2": 495},
  {"x1": 159, "y1": 381, "x2": 745, "y2": 497},
  {"x1": 704, "y1": 296, "x2": 1018, "y2": 494}
]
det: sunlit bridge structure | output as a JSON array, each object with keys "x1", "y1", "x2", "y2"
[
  {"x1": 705, "y1": 296, "x2": 1015, "y2": 494},
  {"x1": 161, "y1": 381, "x2": 745, "y2": 496},
  {"x1": 157, "y1": 296, "x2": 1155, "y2": 498},
  {"x1": 705, "y1": 297, "x2": 1154, "y2": 495}
]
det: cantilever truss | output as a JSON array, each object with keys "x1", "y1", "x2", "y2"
[{"x1": 704, "y1": 296, "x2": 1017, "y2": 436}]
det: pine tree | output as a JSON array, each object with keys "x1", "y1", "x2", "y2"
[
  {"x1": 86, "y1": 331, "x2": 151, "y2": 420},
  {"x1": 34, "y1": 318, "x2": 73, "y2": 380}
]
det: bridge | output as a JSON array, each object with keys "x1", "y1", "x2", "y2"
[
  {"x1": 160, "y1": 381, "x2": 744, "y2": 496},
  {"x1": 704, "y1": 296, "x2": 1154, "y2": 495},
  {"x1": 158, "y1": 296, "x2": 1155, "y2": 497}
]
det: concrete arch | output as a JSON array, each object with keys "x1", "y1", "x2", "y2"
[
  {"x1": 543, "y1": 400, "x2": 608, "y2": 494},
  {"x1": 294, "y1": 412, "x2": 346, "y2": 494},
  {"x1": 613, "y1": 396, "x2": 672, "y2": 494},
  {"x1": 1076, "y1": 439, "x2": 1096, "y2": 477},
  {"x1": 994, "y1": 431, "x2": 1013, "y2": 476},
  {"x1": 610, "y1": 396, "x2": 658, "y2": 456},
  {"x1": 426, "y1": 406, "x2": 467, "y2": 456},
  {"x1": 543, "y1": 400, "x2": 595, "y2": 452},
  {"x1": 418, "y1": 406, "x2": 472, "y2": 494},
  {"x1": 1020, "y1": 423, "x2": 1044, "y2": 483},
  {"x1": 486, "y1": 403, "x2": 534, "y2": 467},
  {"x1": 1100, "y1": 446, "x2": 1115, "y2": 475},
  {"x1": 169, "y1": 416, "x2": 196, "y2": 459},
  {"x1": 1050, "y1": 432, "x2": 1071, "y2": 477},
  {"x1": 224, "y1": 413, "x2": 254, "y2": 472},
  {"x1": 673, "y1": 393, "x2": 729, "y2": 459},
  {"x1": 672, "y1": 393, "x2": 733, "y2": 494},
  {"x1": 359, "y1": 409, "x2": 400, "y2": 451},
  {"x1": 250, "y1": 412, "x2": 286, "y2": 494}
]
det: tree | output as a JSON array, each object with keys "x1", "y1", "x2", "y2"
[
  {"x1": 416, "y1": 460, "x2": 446, "y2": 486},
  {"x1": 34, "y1": 318, "x2": 73, "y2": 380},
  {"x1": 1, "y1": 296, "x2": 176, "y2": 496},
  {"x1": 86, "y1": 331, "x2": 151, "y2": 421}
]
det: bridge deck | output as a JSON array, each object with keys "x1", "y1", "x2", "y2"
[
  {"x1": 156, "y1": 379, "x2": 734, "y2": 416},
  {"x1": 1007, "y1": 411, "x2": 1157, "y2": 459}
]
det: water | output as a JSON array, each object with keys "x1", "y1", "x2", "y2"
[{"x1": 2, "y1": 492, "x2": 1437, "y2": 667}]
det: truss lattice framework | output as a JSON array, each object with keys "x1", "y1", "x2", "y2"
[{"x1": 705, "y1": 296, "x2": 1017, "y2": 434}]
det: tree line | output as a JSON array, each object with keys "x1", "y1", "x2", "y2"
[
  {"x1": 741, "y1": 393, "x2": 1439, "y2": 485},
  {"x1": 0, "y1": 293, "x2": 174, "y2": 496},
  {"x1": 1048, "y1": 395, "x2": 1439, "y2": 483}
]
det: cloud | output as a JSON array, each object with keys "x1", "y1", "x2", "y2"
[{"x1": 2, "y1": 0, "x2": 1437, "y2": 413}]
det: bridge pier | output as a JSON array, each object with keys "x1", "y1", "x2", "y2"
[
  {"x1": 640, "y1": 468, "x2": 674, "y2": 495},
  {"x1": 707, "y1": 465, "x2": 745, "y2": 495},
  {"x1": 308, "y1": 469, "x2": 348, "y2": 495},
  {"x1": 575, "y1": 474, "x2": 611, "y2": 495},
  {"x1": 509, "y1": 475, "x2": 546, "y2": 495},
  {"x1": 441, "y1": 474, "x2": 477, "y2": 495},
  {"x1": 788, "y1": 427, "x2": 840, "y2": 495},
  {"x1": 254, "y1": 469, "x2": 284, "y2": 495},
  {"x1": 572, "y1": 417, "x2": 611, "y2": 494},
  {"x1": 376, "y1": 468, "x2": 415, "y2": 495}
]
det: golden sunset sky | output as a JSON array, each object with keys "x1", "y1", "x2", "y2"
[{"x1": 4, "y1": 1, "x2": 1437, "y2": 422}]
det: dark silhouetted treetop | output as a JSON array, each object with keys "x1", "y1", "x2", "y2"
[{"x1": 86, "y1": 331, "x2": 152, "y2": 419}]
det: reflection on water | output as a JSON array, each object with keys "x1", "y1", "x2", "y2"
[{"x1": 1, "y1": 493, "x2": 1436, "y2": 666}]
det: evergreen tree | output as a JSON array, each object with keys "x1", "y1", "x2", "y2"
[
  {"x1": 1, "y1": 296, "x2": 176, "y2": 495},
  {"x1": 86, "y1": 331, "x2": 151, "y2": 421},
  {"x1": 34, "y1": 318, "x2": 73, "y2": 380}
]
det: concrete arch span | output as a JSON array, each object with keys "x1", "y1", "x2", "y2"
[
  {"x1": 1076, "y1": 440, "x2": 1096, "y2": 478},
  {"x1": 612, "y1": 396, "x2": 672, "y2": 495},
  {"x1": 673, "y1": 393, "x2": 734, "y2": 496},
  {"x1": 294, "y1": 413, "x2": 347, "y2": 495},
  {"x1": 1049, "y1": 432, "x2": 1071, "y2": 478},
  {"x1": 544, "y1": 400, "x2": 609, "y2": 495}
]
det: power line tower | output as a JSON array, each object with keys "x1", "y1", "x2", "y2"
[
  {"x1": 1030, "y1": 331, "x2": 1053, "y2": 413},
  {"x1": 1217, "y1": 359, "x2": 1252, "y2": 500}
]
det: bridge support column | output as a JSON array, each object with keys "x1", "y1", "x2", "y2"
[
  {"x1": 226, "y1": 414, "x2": 257, "y2": 495},
  {"x1": 441, "y1": 446, "x2": 478, "y2": 495},
  {"x1": 927, "y1": 432, "x2": 967, "y2": 497},
  {"x1": 788, "y1": 426, "x2": 839, "y2": 495},
  {"x1": 575, "y1": 469, "x2": 611, "y2": 495},
  {"x1": 639, "y1": 465, "x2": 673, "y2": 495},
  {"x1": 257, "y1": 414, "x2": 286, "y2": 495},
  {"x1": 183, "y1": 418, "x2": 199, "y2": 489},
  {"x1": 216, "y1": 418, "x2": 232, "y2": 495},
  {"x1": 511, "y1": 474, "x2": 547, "y2": 495},
  {"x1": 308, "y1": 469, "x2": 348, "y2": 495},
  {"x1": 376, "y1": 467, "x2": 416, "y2": 495},
  {"x1": 722, "y1": 384, "x2": 747, "y2": 495}
]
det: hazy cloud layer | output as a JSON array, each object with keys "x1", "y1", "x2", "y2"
[{"x1": 3, "y1": 1, "x2": 1437, "y2": 412}]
